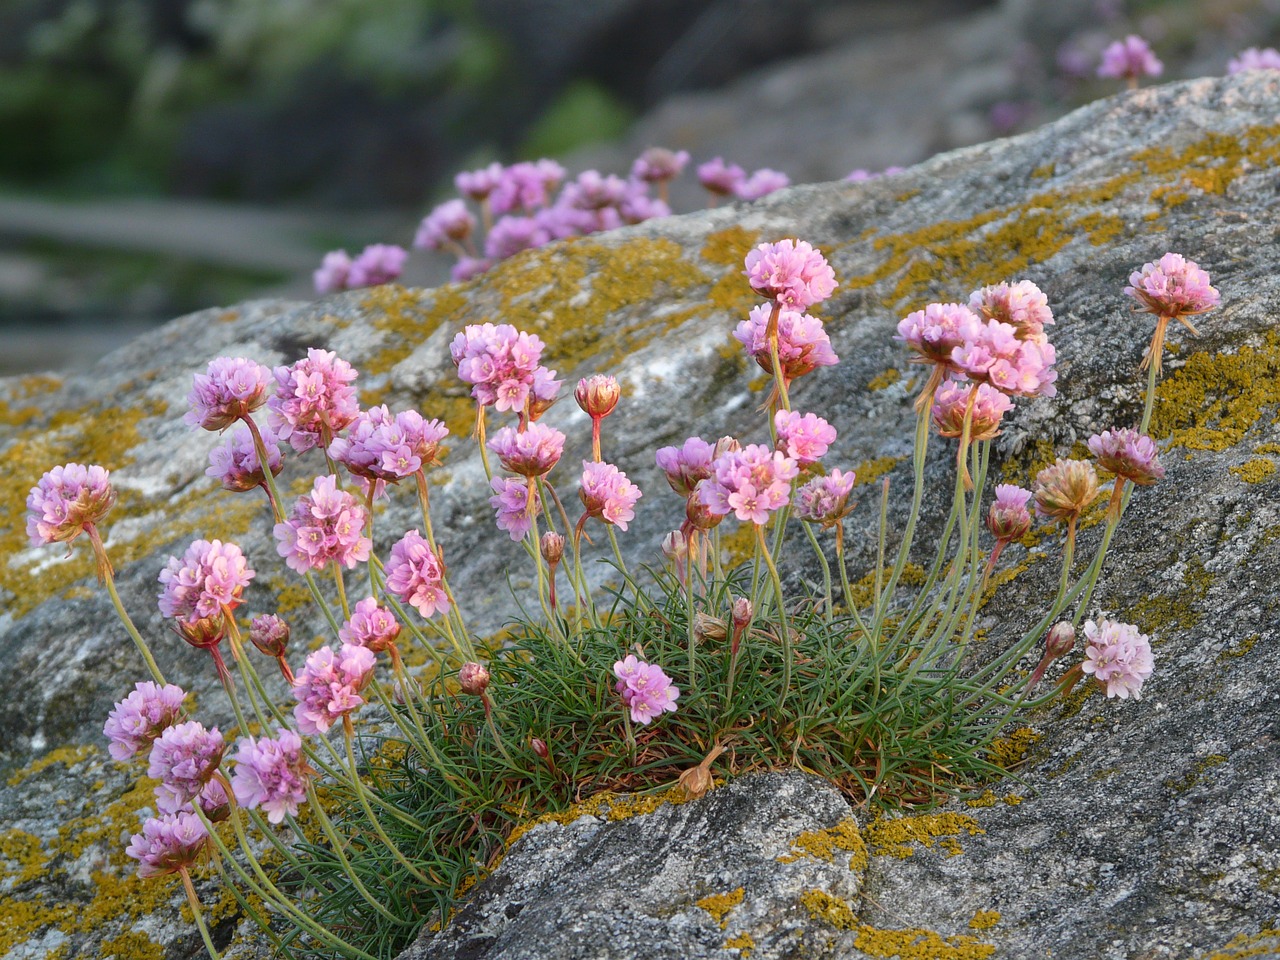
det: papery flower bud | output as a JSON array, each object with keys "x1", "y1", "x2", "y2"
[
  {"x1": 661, "y1": 530, "x2": 688, "y2": 562},
  {"x1": 249, "y1": 614, "x2": 290, "y2": 659},
  {"x1": 575, "y1": 375, "x2": 621, "y2": 419},
  {"x1": 531, "y1": 737, "x2": 549, "y2": 759},
  {"x1": 713, "y1": 436, "x2": 742, "y2": 459},
  {"x1": 459, "y1": 661, "x2": 491, "y2": 696},
  {"x1": 392, "y1": 676, "x2": 422, "y2": 705},
  {"x1": 540, "y1": 531, "x2": 565, "y2": 566},
  {"x1": 685, "y1": 493, "x2": 724, "y2": 532},
  {"x1": 731, "y1": 597, "x2": 753, "y2": 631},
  {"x1": 986, "y1": 485, "x2": 1033, "y2": 542},
  {"x1": 1046, "y1": 621, "x2": 1077, "y2": 659},
  {"x1": 174, "y1": 616, "x2": 227, "y2": 650},
  {"x1": 693, "y1": 613, "x2": 727, "y2": 643},
  {"x1": 1033, "y1": 459, "x2": 1100, "y2": 521}
]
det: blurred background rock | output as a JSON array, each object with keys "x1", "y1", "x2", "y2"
[{"x1": 0, "y1": 0, "x2": 1275, "y2": 376}]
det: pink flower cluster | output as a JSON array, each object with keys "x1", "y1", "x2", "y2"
[
  {"x1": 313, "y1": 244, "x2": 408, "y2": 294},
  {"x1": 742, "y1": 240, "x2": 838, "y2": 312},
  {"x1": 1081, "y1": 618, "x2": 1154, "y2": 700},
  {"x1": 931, "y1": 382, "x2": 1013, "y2": 441},
  {"x1": 696, "y1": 158, "x2": 791, "y2": 201},
  {"x1": 450, "y1": 323, "x2": 561, "y2": 414},
  {"x1": 1087, "y1": 428, "x2": 1164, "y2": 485},
  {"x1": 292, "y1": 643, "x2": 376, "y2": 734},
  {"x1": 415, "y1": 199, "x2": 477, "y2": 252},
  {"x1": 267, "y1": 348, "x2": 360, "y2": 453},
  {"x1": 655, "y1": 437, "x2": 716, "y2": 496},
  {"x1": 26, "y1": 462, "x2": 116, "y2": 546},
  {"x1": 329, "y1": 405, "x2": 448, "y2": 492},
  {"x1": 699, "y1": 444, "x2": 799, "y2": 525},
  {"x1": 969, "y1": 281, "x2": 1053, "y2": 344},
  {"x1": 488, "y1": 422, "x2": 566, "y2": 477},
  {"x1": 774, "y1": 410, "x2": 836, "y2": 464},
  {"x1": 580, "y1": 461, "x2": 642, "y2": 530},
  {"x1": 206, "y1": 422, "x2": 282, "y2": 493},
  {"x1": 845, "y1": 166, "x2": 904, "y2": 181},
  {"x1": 632, "y1": 147, "x2": 690, "y2": 184},
  {"x1": 157, "y1": 539, "x2": 254, "y2": 623},
  {"x1": 1124, "y1": 253, "x2": 1219, "y2": 321},
  {"x1": 489, "y1": 477, "x2": 540, "y2": 541},
  {"x1": 184, "y1": 356, "x2": 272, "y2": 431},
  {"x1": 795, "y1": 470, "x2": 856, "y2": 527},
  {"x1": 734, "y1": 305, "x2": 839, "y2": 383},
  {"x1": 339, "y1": 596, "x2": 401, "y2": 653},
  {"x1": 273, "y1": 475, "x2": 371, "y2": 574},
  {"x1": 385, "y1": 530, "x2": 450, "y2": 618},
  {"x1": 986, "y1": 485, "x2": 1033, "y2": 542},
  {"x1": 148, "y1": 720, "x2": 225, "y2": 813},
  {"x1": 103, "y1": 681, "x2": 187, "y2": 761},
  {"x1": 126, "y1": 811, "x2": 209, "y2": 878},
  {"x1": 1228, "y1": 47, "x2": 1280, "y2": 73},
  {"x1": 1097, "y1": 35, "x2": 1163, "y2": 81},
  {"x1": 895, "y1": 302, "x2": 981, "y2": 372},
  {"x1": 231, "y1": 728, "x2": 312, "y2": 824},
  {"x1": 613, "y1": 655, "x2": 680, "y2": 725},
  {"x1": 951, "y1": 318, "x2": 1057, "y2": 398}
]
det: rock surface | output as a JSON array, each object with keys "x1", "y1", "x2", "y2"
[{"x1": 3, "y1": 73, "x2": 1280, "y2": 958}]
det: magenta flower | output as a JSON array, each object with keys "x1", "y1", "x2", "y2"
[
  {"x1": 697, "y1": 157, "x2": 746, "y2": 197},
  {"x1": 488, "y1": 423, "x2": 566, "y2": 478},
  {"x1": 230, "y1": 729, "x2": 312, "y2": 824},
  {"x1": 339, "y1": 596, "x2": 401, "y2": 653},
  {"x1": 795, "y1": 470, "x2": 857, "y2": 527},
  {"x1": 774, "y1": 410, "x2": 837, "y2": 464},
  {"x1": 1081, "y1": 618, "x2": 1154, "y2": 700},
  {"x1": 742, "y1": 240, "x2": 837, "y2": 311},
  {"x1": 157, "y1": 539, "x2": 254, "y2": 623},
  {"x1": 736, "y1": 168, "x2": 790, "y2": 200},
  {"x1": 451, "y1": 256, "x2": 492, "y2": 282},
  {"x1": 26, "y1": 462, "x2": 116, "y2": 546},
  {"x1": 347, "y1": 244, "x2": 407, "y2": 288},
  {"x1": 632, "y1": 147, "x2": 690, "y2": 183},
  {"x1": 273, "y1": 475, "x2": 371, "y2": 574},
  {"x1": 895, "y1": 302, "x2": 983, "y2": 371},
  {"x1": 126, "y1": 812, "x2": 209, "y2": 879},
  {"x1": 248, "y1": 614, "x2": 290, "y2": 658},
  {"x1": 579, "y1": 461, "x2": 642, "y2": 531},
  {"x1": 931, "y1": 382, "x2": 1014, "y2": 441},
  {"x1": 1098, "y1": 35, "x2": 1163, "y2": 83},
  {"x1": 618, "y1": 186, "x2": 670, "y2": 225},
  {"x1": 489, "y1": 159, "x2": 564, "y2": 215},
  {"x1": 148, "y1": 720, "x2": 225, "y2": 813},
  {"x1": 292, "y1": 643, "x2": 376, "y2": 735},
  {"x1": 733, "y1": 304, "x2": 839, "y2": 383},
  {"x1": 267, "y1": 348, "x2": 360, "y2": 453},
  {"x1": 489, "y1": 476, "x2": 540, "y2": 541},
  {"x1": 1125, "y1": 253, "x2": 1219, "y2": 322},
  {"x1": 206, "y1": 421, "x2": 283, "y2": 493},
  {"x1": 103, "y1": 681, "x2": 187, "y2": 761},
  {"x1": 612, "y1": 655, "x2": 680, "y2": 725},
  {"x1": 414, "y1": 200, "x2": 477, "y2": 251},
  {"x1": 968, "y1": 280, "x2": 1054, "y2": 344},
  {"x1": 1228, "y1": 47, "x2": 1280, "y2": 73},
  {"x1": 450, "y1": 322, "x2": 552, "y2": 413},
  {"x1": 314, "y1": 250, "x2": 352, "y2": 294},
  {"x1": 561, "y1": 170, "x2": 629, "y2": 211},
  {"x1": 655, "y1": 437, "x2": 716, "y2": 496},
  {"x1": 385, "y1": 530, "x2": 450, "y2": 618},
  {"x1": 184, "y1": 356, "x2": 273, "y2": 431},
  {"x1": 455, "y1": 162, "x2": 504, "y2": 201},
  {"x1": 329, "y1": 405, "x2": 448, "y2": 490},
  {"x1": 699, "y1": 443, "x2": 799, "y2": 524},
  {"x1": 1088, "y1": 428, "x2": 1165, "y2": 486},
  {"x1": 485, "y1": 216, "x2": 552, "y2": 260},
  {"x1": 951, "y1": 318, "x2": 1057, "y2": 398},
  {"x1": 986, "y1": 484, "x2": 1033, "y2": 542}
]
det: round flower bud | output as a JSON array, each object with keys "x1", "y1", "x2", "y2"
[
  {"x1": 531, "y1": 737, "x2": 549, "y2": 759},
  {"x1": 540, "y1": 532, "x2": 565, "y2": 566},
  {"x1": 686, "y1": 494, "x2": 724, "y2": 532},
  {"x1": 575, "y1": 375, "x2": 621, "y2": 420},
  {"x1": 249, "y1": 614, "x2": 290, "y2": 658},
  {"x1": 713, "y1": 436, "x2": 742, "y2": 459},
  {"x1": 731, "y1": 597, "x2": 754, "y2": 631},
  {"x1": 1046, "y1": 621, "x2": 1076, "y2": 659},
  {"x1": 1033, "y1": 458, "x2": 1100, "y2": 521},
  {"x1": 987, "y1": 485, "x2": 1033, "y2": 542},
  {"x1": 174, "y1": 615, "x2": 227, "y2": 650},
  {"x1": 661, "y1": 530, "x2": 688, "y2": 562},
  {"x1": 693, "y1": 613, "x2": 727, "y2": 643},
  {"x1": 458, "y1": 661, "x2": 490, "y2": 696}
]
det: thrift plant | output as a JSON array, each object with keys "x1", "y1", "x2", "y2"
[{"x1": 29, "y1": 239, "x2": 1218, "y2": 959}]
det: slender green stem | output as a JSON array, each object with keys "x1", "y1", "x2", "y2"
[
  {"x1": 87, "y1": 525, "x2": 166, "y2": 685},
  {"x1": 180, "y1": 867, "x2": 221, "y2": 960},
  {"x1": 755, "y1": 525, "x2": 793, "y2": 714},
  {"x1": 332, "y1": 563, "x2": 351, "y2": 621},
  {"x1": 872, "y1": 400, "x2": 931, "y2": 630},
  {"x1": 802, "y1": 523, "x2": 834, "y2": 622},
  {"x1": 1140, "y1": 320, "x2": 1164, "y2": 435}
]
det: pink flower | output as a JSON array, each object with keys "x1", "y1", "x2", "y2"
[
  {"x1": 579, "y1": 461, "x2": 642, "y2": 530},
  {"x1": 450, "y1": 323, "x2": 552, "y2": 412},
  {"x1": 968, "y1": 280, "x2": 1054, "y2": 344},
  {"x1": 632, "y1": 147, "x2": 690, "y2": 183},
  {"x1": 292, "y1": 643, "x2": 376, "y2": 735},
  {"x1": 561, "y1": 170, "x2": 629, "y2": 211},
  {"x1": 655, "y1": 437, "x2": 716, "y2": 496},
  {"x1": 742, "y1": 240, "x2": 837, "y2": 311},
  {"x1": 385, "y1": 530, "x2": 450, "y2": 618},
  {"x1": 489, "y1": 160, "x2": 564, "y2": 215},
  {"x1": 451, "y1": 256, "x2": 492, "y2": 282},
  {"x1": 895, "y1": 302, "x2": 983, "y2": 371},
  {"x1": 339, "y1": 596, "x2": 401, "y2": 653},
  {"x1": 1124, "y1": 253, "x2": 1219, "y2": 321},
  {"x1": 774, "y1": 410, "x2": 837, "y2": 464},
  {"x1": 1097, "y1": 35, "x2": 1163, "y2": 81},
  {"x1": 699, "y1": 444, "x2": 799, "y2": 524},
  {"x1": 795, "y1": 470, "x2": 856, "y2": 527},
  {"x1": 230, "y1": 729, "x2": 312, "y2": 824},
  {"x1": 148, "y1": 720, "x2": 224, "y2": 813},
  {"x1": 489, "y1": 476, "x2": 540, "y2": 541},
  {"x1": 485, "y1": 216, "x2": 552, "y2": 260},
  {"x1": 931, "y1": 382, "x2": 1014, "y2": 441},
  {"x1": 157, "y1": 539, "x2": 254, "y2": 623},
  {"x1": 273, "y1": 475, "x2": 371, "y2": 574},
  {"x1": 1088, "y1": 428, "x2": 1165, "y2": 485},
  {"x1": 455, "y1": 162, "x2": 504, "y2": 201},
  {"x1": 697, "y1": 157, "x2": 746, "y2": 196},
  {"x1": 414, "y1": 200, "x2": 477, "y2": 250},
  {"x1": 329, "y1": 406, "x2": 448, "y2": 490},
  {"x1": 126, "y1": 812, "x2": 209, "y2": 878},
  {"x1": 1081, "y1": 618, "x2": 1154, "y2": 699},
  {"x1": 248, "y1": 614, "x2": 290, "y2": 658},
  {"x1": 951, "y1": 318, "x2": 1057, "y2": 398},
  {"x1": 733, "y1": 305, "x2": 839, "y2": 383},
  {"x1": 986, "y1": 484, "x2": 1033, "y2": 542},
  {"x1": 347, "y1": 244, "x2": 407, "y2": 288},
  {"x1": 613, "y1": 655, "x2": 680, "y2": 725},
  {"x1": 26, "y1": 462, "x2": 116, "y2": 546},
  {"x1": 206, "y1": 421, "x2": 283, "y2": 493},
  {"x1": 103, "y1": 681, "x2": 187, "y2": 761},
  {"x1": 618, "y1": 186, "x2": 670, "y2": 224},
  {"x1": 267, "y1": 348, "x2": 360, "y2": 453},
  {"x1": 314, "y1": 250, "x2": 352, "y2": 294},
  {"x1": 736, "y1": 168, "x2": 790, "y2": 200},
  {"x1": 184, "y1": 356, "x2": 273, "y2": 431},
  {"x1": 488, "y1": 422, "x2": 566, "y2": 478},
  {"x1": 1228, "y1": 47, "x2": 1280, "y2": 73}
]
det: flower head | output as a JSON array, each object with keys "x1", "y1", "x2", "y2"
[
  {"x1": 347, "y1": 244, "x2": 407, "y2": 288},
  {"x1": 158, "y1": 539, "x2": 254, "y2": 623},
  {"x1": 329, "y1": 406, "x2": 448, "y2": 490},
  {"x1": 385, "y1": 530, "x2": 450, "y2": 618},
  {"x1": 736, "y1": 168, "x2": 790, "y2": 200},
  {"x1": 126, "y1": 812, "x2": 209, "y2": 878},
  {"x1": 26, "y1": 463, "x2": 116, "y2": 546},
  {"x1": 339, "y1": 596, "x2": 401, "y2": 653},
  {"x1": 1081, "y1": 618, "x2": 1154, "y2": 699},
  {"x1": 742, "y1": 240, "x2": 837, "y2": 311},
  {"x1": 575, "y1": 375, "x2": 621, "y2": 419},
  {"x1": 455, "y1": 162, "x2": 504, "y2": 201},
  {"x1": 968, "y1": 280, "x2": 1054, "y2": 344},
  {"x1": 314, "y1": 250, "x2": 352, "y2": 294},
  {"x1": 895, "y1": 302, "x2": 983, "y2": 371},
  {"x1": 1097, "y1": 35, "x2": 1163, "y2": 81},
  {"x1": 489, "y1": 160, "x2": 564, "y2": 215},
  {"x1": 485, "y1": 216, "x2": 551, "y2": 260},
  {"x1": 292, "y1": 643, "x2": 376, "y2": 735},
  {"x1": 699, "y1": 444, "x2": 799, "y2": 524},
  {"x1": 414, "y1": 200, "x2": 477, "y2": 250},
  {"x1": 1087, "y1": 428, "x2": 1164, "y2": 485},
  {"x1": 951, "y1": 318, "x2": 1057, "y2": 398},
  {"x1": 613, "y1": 655, "x2": 680, "y2": 725},
  {"x1": 655, "y1": 437, "x2": 716, "y2": 496},
  {"x1": 795, "y1": 470, "x2": 857, "y2": 528},
  {"x1": 489, "y1": 476, "x2": 540, "y2": 541},
  {"x1": 1228, "y1": 47, "x2": 1280, "y2": 73},
  {"x1": 931, "y1": 382, "x2": 1014, "y2": 441},
  {"x1": 207, "y1": 421, "x2": 283, "y2": 493},
  {"x1": 579, "y1": 461, "x2": 642, "y2": 530},
  {"x1": 451, "y1": 256, "x2": 492, "y2": 282},
  {"x1": 267, "y1": 348, "x2": 360, "y2": 453},
  {"x1": 103, "y1": 682, "x2": 187, "y2": 761},
  {"x1": 148, "y1": 721, "x2": 224, "y2": 813},
  {"x1": 1124, "y1": 253, "x2": 1219, "y2": 321},
  {"x1": 249, "y1": 614, "x2": 290, "y2": 658},
  {"x1": 734, "y1": 305, "x2": 839, "y2": 383},
  {"x1": 450, "y1": 323, "x2": 550, "y2": 413},
  {"x1": 1033, "y1": 458, "x2": 1100, "y2": 521},
  {"x1": 774, "y1": 410, "x2": 837, "y2": 464},
  {"x1": 488, "y1": 423, "x2": 566, "y2": 478},
  {"x1": 697, "y1": 157, "x2": 746, "y2": 196},
  {"x1": 458, "y1": 661, "x2": 490, "y2": 696},
  {"x1": 231, "y1": 729, "x2": 312, "y2": 824},
  {"x1": 632, "y1": 147, "x2": 690, "y2": 183},
  {"x1": 185, "y1": 357, "x2": 273, "y2": 431},
  {"x1": 273, "y1": 475, "x2": 371, "y2": 574},
  {"x1": 987, "y1": 484, "x2": 1033, "y2": 542}
]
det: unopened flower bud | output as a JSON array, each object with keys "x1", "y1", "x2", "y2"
[
  {"x1": 731, "y1": 597, "x2": 753, "y2": 631},
  {"x1": 249, "y1": 614, "x2": 290, "y2": 658},
  {"x1": 531, "y1": 737, "x2": 549, "y2": 759},
  {"x1": 575, "y1": 375, "x2": 621, "y2": 420},
  {"x1": 174, "y1": 616, "x2": 226, "y2": 650},
  {"x1": 987, "y1": 485, "x2": 1033, "y2": 543},
  {"x1": 713, "y1": 436, "x2": 742, "y2": 459},
  {"x1": 693, "y1": 613, "x2": 727, "y2": 643},
  {"x1": 661, "y1": 530, "x2": 688, "y2": 562},
  {"x1": 540, "y1": 531, "x2": 565, "y2": 566},
  {"x1": 458, "y1": 661, "x2": 490, "y2": 696},
  {"x1": 1033, "y1": 459, "x2": 1100, "y2": 521},
  {"x1": 1046, "y1": 621, "x2": 1076, "y2": 659},
  {"x1": 686, "y1": 494, "x2": 723, "y2": 532},
  {"x1": 392, "y1": 676, "x2": 422, "y2": 705},
  {"x1": 678, "y1": 762, "x2": 715, "y2": 800}
]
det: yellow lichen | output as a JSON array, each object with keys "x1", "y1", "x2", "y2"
[
  {"x1": 1126, "y1": 555, "x2": 1212, "y2": 635},
  {"x1": 724, "y1": 931, "x2": 755, "y2": 955},
  {"x1": 968, "y1": 909, "x2": 1001, "y2": 931},
  {"x1": 1164, "y1": 754, "x2": 1228, "y2": 793},
  {"x1": 854, "y1": 924, "x2": 996, "y2": 959},
  {"x1": 777, "y1": 818, "x2": 868, "y2": 873},
  {"x1": 1191, "y1": 927, "x2": 1280, "y2": 960},
  {"x1": 0, "y1": 829, "x2": 48, "y2": 885},
  {"x1": 853, "y1": 456, "x2": 905, "y2": 487},
  {"x1": 696, "y1": 887, "x2": 744, "y2": 929},
  {"x1": 1231, "y1": 458, "x2": 1276, "y2": 484},
  {"x1": 984, "y1": 727, "x2": 1041, "y2": 770},
  {"x1": 99, "y1": 929, "x2": 167, "y2": 960},
  {"x1": 799, "y1": 888, "x2": 857, "y2": 929},
  {"x1": 1217, "y1": 633, "x2": 1260, "y2": 664},
  {"x1": 867, "y1": 369, "x2": 901, "y2": 391},
  {"x1": 865, "y1": 811, "x2": 984, "y2": 859},
  {"x1": 6, "y1": 745, "x2": 96, "y2": 787}
]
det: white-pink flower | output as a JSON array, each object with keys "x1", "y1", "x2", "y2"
[{"x1": 1081, "y1": 618, "x2": 1154, "y2": 700}]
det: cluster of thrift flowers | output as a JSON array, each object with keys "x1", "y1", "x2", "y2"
[
  {"x1": 385, "y1": 530, "x2": 450, "y2": 618},
  {"x1": 103, "y1": 681, "x2": 186, "y2": 760},
  {"x1": 157, "y1": 539, "x2": 254, "y2": 623},
  {"x1": 1123, "y1": 252, "x2": 1220, "y2": 322},
  {"x1": 126, "y1": 811, "x2": 209, "y2": 878},
  {"x1": 795, "y1": 470, "x2": 856, "y2": 527},
  {"x1": 699, "y1": 444, "x2": 799, "y2": 525},
  {"x1": 231, "y1": 730, "x2": 312, "y2": 823},
  {"x1": 1097, "y1": 35, "x2": 1163, "y2": 83},
  {"x1": 292, "y1": 644, "x2": 376, "y2": 735},
  {"x1": 742, "y1": 239, "x2": 838, "y2": 311},
  {"x1": 148, "y1": 720, "x2": 225, "y2": 813},
  {"x1": 329, "y1": 405, "x2": 448, "y2": 492},
  {"x1": 774, "y1": 410, "x2": 837, "y2": 464},
  {"x1": 579, "y1": 461, "x2": 643, "y2": 531},
  {"x1": 274, "y1": 476, "x2": 371, "y2": 573},
  {"x1": 339, "y1": 597, "x2": 401, "y2": 653},
  {"x1": 268, "y1": 348, "x2": 360, "y2": 452},
  {"x1": 734, "y1": 306, "x2": 839, "y2": 383},
  {"x1": 25, "y1": 462, "x2": 116, "y2": 546},
  {"x1": 450, "y1": 323, "x2": 560, "y2": 414},
  {"x1": 1227, "y1": 47, "x2": 1280, "y2": 73},
  {"x1": 613, "y1": 655, "x2": 680, "y2": 725},
  {"x1": 207, "y1": 422, "x2": 283, "y2": 493},
  {"x1": 1082, "y1": 619, "x2": 1154, "y2": 699},
  {"x1": 314, "y1": 244, "x2": 409, "y2": 294},
  {"x1": 185, "y1": 356, "x2": 272, "y2": 431},
  {"x1": 489, "y1": 477, "x2": 540, "y2": 541}
]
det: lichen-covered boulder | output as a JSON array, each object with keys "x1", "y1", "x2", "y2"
[{"x1": 3, "y1": 73, "x2": 1280, "y2": 958}]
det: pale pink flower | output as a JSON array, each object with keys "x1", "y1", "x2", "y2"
[
  {"x1": 631, "y1": 148, "x2": 690, "y2": 183},
  {"x1": 1124, "y1": 253, "x2": 1219, "y2": 321},
  {"x1": 489, "y1": 160, "x2": 564, "y2": 215},
  {"x1": 292, "y1": 643, "x2": 376, "y2": 735},
  {"x1": 612, "y1": 655, "x2": 680, "y2": 725},
  {"x1": 450, "y1": 323, "x2": 550, "y2": 412},
  {"x1": 339, "y1": 596, "x2": 401, "y2": 653},
  {"x1": 385, "y1": 530, "x2": 450, "y2": 618},
  {"x1": 231, "y1": 729, "x2": 312, "y2": 824},
  {"x1": 314, "y1": 250, "x2": 352, "y2": 294},
  {"x1": 414, "y1": 200, "x2": 477, "y2": 250},
  {"x1": 206, "y1": 421, "x2": 283, "y2": 493},
  {"x1": 126, "y1": 812, "x2": 209, "y2": 878},
  {"x1": 329, "y1": 405, "x2": 448, "y2": 490},
  {"x1": 1081, "y1": 618, "x2": 1154, "y2": 699},
  {"x1": 347, "y1": 244, "x2": 407, "y2": 288},
  {"x1": 699, "y1": 444, "x2": 798, "y2": 524},
  {"x1": 895, "y1": 302, "x2": 983, "y2": 372},
  {"x1": 931, "y1": 382, "x2": 1014, "y2": 441},
  {"x1": 1087, "y1": 428, "x2": 1164, "y2": 485},
  {"x1": 148, "y1": 721, "x2": 224, "y2": 813},
  {"x1": 452, "y1": 256, "x2": 492, "y2": 282},
  {"x1": 951, "y1": 318, "x2": 1057, "y2": 398},
  {"x1": 987, "y1": 484, "x2": 1033, "y2": 542},
  {"x1": 267, "y1": 348, "x2": 360, "y2": 453},
  {"x1": 697, "y1": 157, "x2": 746, "y2": 196},
  {"x1": 736, "y1": 168, "x2": 790, "y2": 200},
  {"x1": 103, "y1": 681, "x2": 187, "y2": 761},
  {"x1": 485, "y1": 216, "x2": 551, "y2": 260},
  {"x1": 248, "y1": 614, "x2": 290, "y2": 658},
  {"x1": 579, "y1": 461, "x2": 642, "y2": 531},
  {"x1": 742, "y1": 240, "x2": 837, "y2": 311},
  {"x1": 1228, "y1": 47, "x2": 1280, "y2": 73},
  {"x1": 184, "y1": 356, "x2": 273, "y2": 431},
  {"x1": 733, "y1": 304, "x2": 839, "y2": 383},
  {"x1": 26, "y1": 463, "x2": 116, "y2": 546},
  {"x1": 794, "y1": 470, "x2": 856, "y2": 527},
  {"x1": 489, "y1": 476, "x2": 540, "y2": 541},
  {"x1": 968, "y1": 280, "x2": 1054, "y2": 344},
  {"x1": 655, "y1": 437, "x2": 716, "y2": 496},
  {"x1": 157, "y1": 539, "x2": 254, "y2": 623},
  {"x1": 273, "y1": 475, "x2": 371, "y2": 574},
  {"x1": 488, "y1": 422, "x2": 566, "y2": 478},
  {"x1": 1097, "y1": 35, "x2": 1162, "y2": 82},
  {"x1": 455, "y1": 162, "x2": 504, "y2": 201},
  {"x1": 774, "y1": 410, "x2": 837, "y2": 464}
]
